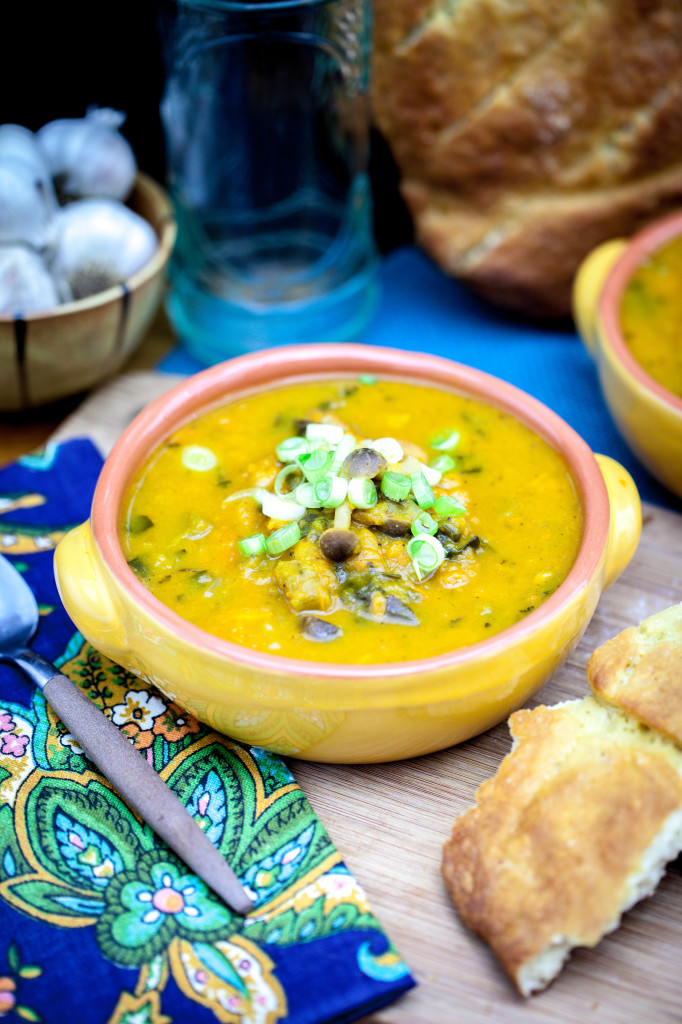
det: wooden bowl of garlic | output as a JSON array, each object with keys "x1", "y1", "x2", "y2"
[{"x1": 0, "y1": 111, "x2": 176, "y2": 411}]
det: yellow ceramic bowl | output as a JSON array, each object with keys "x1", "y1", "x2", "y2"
[
  {"x1": 0, "y1": 172, "x2": 176, "y2": 411},
  {"x1": 54, "y1": 344, "x2": 641, "y2": 763},
  {"x1": 573, "y1": 211, "x2": 682, "y2": 500}
]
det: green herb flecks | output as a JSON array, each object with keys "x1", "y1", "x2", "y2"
[{"x1": 128, "y1": 513, "x2": 154, "y2": 535}]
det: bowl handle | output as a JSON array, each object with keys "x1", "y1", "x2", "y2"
[
  {"x1": 572, "y1": 239, "x2": 628, "y2": 355},
  {"x1": 595, "y1": 454, "x2": 641, "y2": 588},
  {"x1": 54, "y1": 521, "x2": 128, "y2": 649}
]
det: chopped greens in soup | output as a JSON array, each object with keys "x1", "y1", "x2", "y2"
[{"x1": 121, "y1": 378, "x2": 583, "y2": 663}]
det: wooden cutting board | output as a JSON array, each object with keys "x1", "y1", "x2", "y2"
[{"x1": 53, "y1": 371, "x2": 682, "y2": 1024}]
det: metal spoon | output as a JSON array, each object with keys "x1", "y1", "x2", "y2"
[{"x1": 0, "y1": 553, "x2": 252, "y2": 916}]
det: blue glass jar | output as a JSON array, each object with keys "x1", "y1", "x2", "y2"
[{"x1": 158, "y1": 0, "x2": 379, "y2": 363}]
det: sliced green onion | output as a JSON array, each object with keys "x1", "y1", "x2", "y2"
[
  {"x1": 221, "y1": 487, "x2": 261, "y2": 506},
  {"x1": 358, "y1": 374, "x2": 376, "y2": 385},
  {"x1": 261, "y1": 491, "x2": 306, "y2": 521},
  {"x1": 334, "y1": 499, "x2": 352, "y2": 530},
  {"x1": 371, "y1": 437, "x2": 404, "y2": 464},
  {"x1": 434, "y1": 494, "x2": 466, "y2": 516},
  {"x1": 298, "y1": 448, "x2": 334, "y2": 483},
  {"x1": 411, "y1": 470, "x2": 435, "y2": 509},
  {"x1": 238, "y1": 533, "x2": 266, "y2": 557},
  {"x1": 381, "y1": 470, "x2": 411, "y2": 501},
  {"x1": 266, "y1": 522, "x2": 301, "y2": 556},
  {"x1": 430, "y1": 453, "x2": 456, "y2": 473},
  {"x1": 276, "y1": 436, "x2": 309, "y2": 462},
  {"x1": 181, "y1": 445, "x2": 218, "y2": 471},
  {"x1": 411, "y1": 512, "x2": 438, "y2": 536},
  {"x1": 420, "y1": 463, "x2": 442, "y2": 487},
  {"x1": 305, "y1": 423, "x2": 344, "y2": 445},
  {"x1": 430, "y1": 429, "x2": 460, "y2": 452},
  {"x1": 407, "y1": 534, "x2": 445, "y2": 580},
  {"x1": 330, "y1": 434, "x2": 356, "y2": 475},
  {"x1": 348, "y1": 477, "x2": 377, "y2": 509},
  {"x1": 313, "y1": 475, "x2": 348, "y2": 508},
  {"x1": 305, "y1": 438, "x2": 334, "y2": 453},
  {"x1": 274, "y1": 463, "x2": 303, "y2": 496},
  {"x1": 294, "y1": 482, "x2": 321, "y2": 508}
]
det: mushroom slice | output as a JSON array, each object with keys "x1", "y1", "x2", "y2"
[
  {"x1": 340, "y1": 447, "x2": 387, "y2": 480},
  {"x1": 320, "y1": 528, "x2": 360, "y2": 562},
  {"x1": 299, "y1": 615, "x2": 343, "y2": 642},
  {"x1": 383, "y1": 595, "x2": 419, "y2": 625},
  {"x1": 369, "y1": 591, "x2": 419, "y2": 625}
]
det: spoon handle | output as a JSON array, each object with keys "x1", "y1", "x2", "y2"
[{"x1": 42, "y1": 672, "x2": 253, "y2": 915}]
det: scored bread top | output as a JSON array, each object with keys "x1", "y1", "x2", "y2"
[
  {"x1": 442, "y1": 697, "x2": 682, "y2": 995},
  {"x1": 372, "y1": 0, "x2": 682, "y2": 315},
  {"x1": 374, "y1": 1, "x2": 682, "y2": 193},
  {"x1": 588, "y1": 602, "x2": 682, "y2": 745}
]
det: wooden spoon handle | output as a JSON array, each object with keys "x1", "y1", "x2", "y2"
[{"x1": 43, "y1": 672, "x2": 252, "y2": 915}]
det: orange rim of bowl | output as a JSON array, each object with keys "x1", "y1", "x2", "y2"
[
  {"x1": 0, "y1": 171, "x2": 176, "y2": 323},
  {"x1": 599, "y1": 209, "x2": 682, "y2": 417},
  {"x1": 92, "y1": 343, "x2": 610, "y2": 684}
]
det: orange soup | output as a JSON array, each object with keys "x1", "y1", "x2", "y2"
[
  {"x1": 120, "y1": 378, "x2": 583, "y2": 664},
  {"x1": 620, "y1": 235, "x2": 682, "y2": 399}
]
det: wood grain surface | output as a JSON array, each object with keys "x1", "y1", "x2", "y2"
[{"x1": 53, "y1": 371, "x2": 682, "y2": 1024}]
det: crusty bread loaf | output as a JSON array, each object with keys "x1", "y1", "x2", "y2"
[
  {"x1": 372, "y1": 0, "x2": 682, "y2": 316},
  {"x1": 442, "y1": 601, "x2": 682, "y2": 995},
  {"x1": 442, "y1": 697, "x2": 682, "y2": 996},
  {"x1": 588, "y1": 602, "x2": 682, "y2": 743}
]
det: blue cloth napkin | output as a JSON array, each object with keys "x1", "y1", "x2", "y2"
[
  {"x1": 0, "y1": 439, "x2": 414, "y2": 1024},
  {"x1": 160, "y1": 245, "x2": 682, "y2": 513}
]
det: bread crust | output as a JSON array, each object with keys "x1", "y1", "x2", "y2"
[
  {"x1": 372, "y1": 0, "x2": 682, "y2": 315},
  {"x1": 442, "y1": 697, "x2": 682, "y2": 994},
  {"x1": 405, "y1": 167, "x2": 682, "y2": 317},
  {"x1": 588, "y1": 602, "x2": 682, "y2": 744}
]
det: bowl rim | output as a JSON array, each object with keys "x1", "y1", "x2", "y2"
[
  {"x1": 599, "y1": 208, "x2": 682, "y2": 416},
  {"x1": 92, "y1": 343, "x2": 610, "y2": 682},
  {"x1": 0, "y1": 171, "x2": 177, "y2": 323}
]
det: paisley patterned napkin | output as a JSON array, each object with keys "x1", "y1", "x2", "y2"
[{"x1": 0, "y1": 439, "x2": 414, "y2": 1024}]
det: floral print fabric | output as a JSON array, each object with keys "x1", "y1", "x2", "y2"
[{"x1": 0, "y1": 440, "x2": 414, "y2": 1024}]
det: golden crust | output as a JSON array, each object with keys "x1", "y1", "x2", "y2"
[
  {"x1": 372, "y1": 0, "x2": 682, "y2": 315},
  {"x1": 404, "y1": 167, "x2": 682, "y2": 317},
  {"x1": 442, "y1": 698, "x2": 682, "y2": 994},
  {"x1": 588, "y1": 603, "x2": 682, "y2": 745}
]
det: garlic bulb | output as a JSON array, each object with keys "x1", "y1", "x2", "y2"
[
  {"x1": 0, "y1": 246, "x2": 62, "y2": 313},
  {"x1": 37, "y1": 107, "x2": 137, "y2": 202},
  {"x1": 0, "y1": 162, "x2": 56, "y2": 249},
  {"x1": 0, "y1": 124, "x2": 56, "y2": 206},
  {"x1": 54, "y1": 199, "x2": 157, "y2": 299}
]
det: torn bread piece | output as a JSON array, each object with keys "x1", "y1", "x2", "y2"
[
  {"x1": 588, "y1": 602, "x2": 682, "y2": 744},
  {"x1": 442, "y1": 697, "x2": 682, "y2": 996}
]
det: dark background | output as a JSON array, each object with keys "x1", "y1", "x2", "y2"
[
  {"x1": 3, "y1": 6, "x2": 167, "y2": 182},
  {"x1": 2, "y1": 2, "x2": 412, "y2": 253}
]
